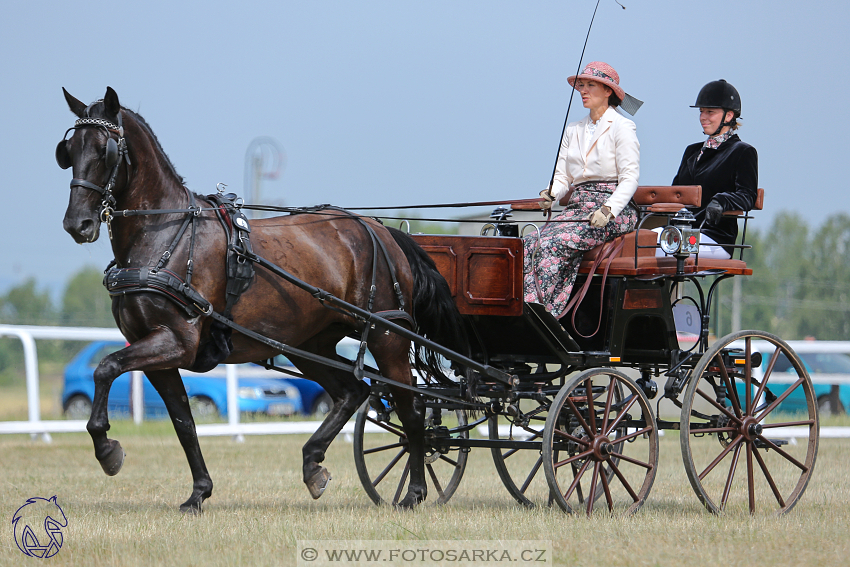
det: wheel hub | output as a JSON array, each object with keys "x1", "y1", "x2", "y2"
[{"x1": 590, "y1": 436, "x2": 614, "y2": 461}]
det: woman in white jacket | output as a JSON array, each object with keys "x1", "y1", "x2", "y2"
[{"x1": 524, "y1": 61, "x2": 640, "y2": 318}]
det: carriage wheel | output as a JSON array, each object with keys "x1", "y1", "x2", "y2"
[
  {"x1": 353, "y1": 393, "x2": 468, "y2": 506},
  {"x1": 542, "y1": 369, "x2": 658, "y2": 515},
  {"x1": 680, "y1": 330, "x2": 819, "y2": 514},
  {"x1": 488, "y1": 394, "x2": 553, "y2": 508},
  {"x1": 489, "y1": 381, "x2": 624, "y2": 508}
]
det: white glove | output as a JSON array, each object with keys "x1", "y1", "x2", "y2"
[
  {"x1": 589, "y1": 205, "x2": 614, "y2": 228},
  {"x1": 538, "y1": 189, "x2": 554, "y2": 210}
]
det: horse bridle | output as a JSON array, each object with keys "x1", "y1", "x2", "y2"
[{"x1": 56, "y1": 110, "x2": 131, "y2": 238}]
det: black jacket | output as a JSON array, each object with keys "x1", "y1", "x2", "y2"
[{"x1": 672, "y1": 134, "x2": 758, "y2": 254}]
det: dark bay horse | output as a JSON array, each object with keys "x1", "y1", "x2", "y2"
[{"x1": 57, "y1": 87, "x2": 463, "y2": 512}]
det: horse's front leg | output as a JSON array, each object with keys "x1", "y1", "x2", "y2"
[
  {"x1": 87, "y1": 328, "x2": 199, "y2": 477},
  {"x1": 147, "y1": 369, "x2": 213, "y2": 514}
]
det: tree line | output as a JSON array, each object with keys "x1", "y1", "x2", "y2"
[{"x1": 1, "y1": 211, "x2": 848, "y2": 380}]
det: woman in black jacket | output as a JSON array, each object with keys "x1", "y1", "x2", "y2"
[{"x1": 670, "y1": 80, "x2": 758, "y2": 259}]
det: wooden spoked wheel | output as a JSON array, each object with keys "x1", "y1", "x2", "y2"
[
  {"x1": 680, "y1": 330, "x2": 819, "y2": 514},
  {"x1": 353, "y1": 394, "x2": 468, "y2": 506},
  {"x1": 488, "y1": 393, "x2": 555, "y2": 508},
  {"x1": 542, "y1": 369, "x2": 659, "y2": 515}
]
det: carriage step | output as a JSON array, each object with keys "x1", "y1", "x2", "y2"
[{"x1": 754, "y1": 437, "x2": 789, "y2": 449}]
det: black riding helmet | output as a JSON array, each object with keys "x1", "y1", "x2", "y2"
[{"x1": 691, "y1": 79, "x2": 741, "y2": 135}]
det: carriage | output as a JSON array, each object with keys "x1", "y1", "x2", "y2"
[
  {"x1": 57, "y1": 87, "x2": 817, "y2": 516},
  {"x1": 349, "y1": 184, "x2": 819, "y2": 516}
]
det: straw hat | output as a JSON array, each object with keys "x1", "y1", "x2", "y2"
[{"x1": 568, "y1": 61, "x2": 625, "y2": 101}]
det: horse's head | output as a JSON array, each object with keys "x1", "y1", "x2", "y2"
[{"x1": 58, "y1": 87, "x2": 129, "y2": 244}]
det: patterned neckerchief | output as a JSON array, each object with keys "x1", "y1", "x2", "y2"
[{"x1": 697, "y1": 130, "x2": 734, "y2": 161}]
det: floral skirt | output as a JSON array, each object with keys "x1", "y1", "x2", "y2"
[{"x1": 522, "y1": 183, "x2": 637, "y2": 318}]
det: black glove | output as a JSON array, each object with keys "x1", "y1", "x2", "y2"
[{"x1": 705, "y1": 199, "x2": 724, "y2": 225}]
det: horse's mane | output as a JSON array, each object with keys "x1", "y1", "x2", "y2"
[{"x1": 122, "y1": 107, "x2": 185, "y2": 185}]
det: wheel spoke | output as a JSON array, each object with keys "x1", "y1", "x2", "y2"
[
  {"x1": 585, "y1": 378, "x2": 597, "y2": 433},
  {"x1": 601, "y1": 377, "x2": 617, "y2": 434},
  {"x1": 608, "y1": 450, "x2": 654, "y2": 470},
  {"x1": 600, "y1": 462, "x2": 614, "y2": 513},
  {"x1": 715, "y1": 353, "x2": 743, "y2": 419},
  {"x1": 696, "y1": 386, "x2": 743, "y2": 425},
  {"x1": 720, "y1": 442, "x2": 743, "y2": 511},
  {"x1": 753, "y1": 346, "x2": 782, "y2": 410},
  {"x1": 755, "y1": 435, "x2": 809, "y2": 471},
  {"x1": 563, "y1": 459, "x2": 592, "y2": 502},
  {"x1": 603, "y1": 394, "x2": 638, "y2": 437},
  {"x1": 553, "y1": 428, "x2": 591, "y2": 446},
  {"x1": 746, "y1": 442, "x2": 755, "y2": 514},
  {"x1": 520, "y1": 455, "x2": 544, "y2": 494},
  {"x1": 372, "y1": 448, "x2": 407, "y2": 487},
  {"x1": 363, "y1": 441, "x2": 406, "y2": 455},
  {"x1": 745, "y1": 337, "x2": 753, "y2": 415},
  {"x1": 752, "y1": 444, "x2": 787, "y2": 508},
  {"x1": 366, "y1": 415, "x2": 407, "y2": 438},
  {"x1": 586, "y1": 461, "x2": 601, "y2": 515},
  {"x1": 755, "y1": 376, "x2": 806, "y2": 422},
  {"x1": 553, "y1": 447, "x2": 594, "y2": 470},
  {"x1": 565, "y1": 396, "x2": 594, "y2": 437},
  {"x1": 426, "y1": 464, "x2": 445, "y2": 500},
  {"x1": 391, "y1": 460, "x2": 411, "y2": 505},
  {"x1": 608, "y1": 459, "x2": 640, "y2": 503},
  {"x1": 761, "y1": 419, "x2": 816, "y2": 429},
  {"x1": 698, "y1": 435, "x2": 743, "y2": 481},
  {"x1": 436, "y1": 453, "x2": 459, "y2": 467},
  {"x1": 610, "y1": 426, "x2": 653, "y2": 444}
]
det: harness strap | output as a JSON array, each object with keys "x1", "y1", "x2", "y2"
[{"x1": 558, "y1": 235, "x2": 627, "y2": 338}]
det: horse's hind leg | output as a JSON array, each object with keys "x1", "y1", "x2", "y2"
[
  {"x1": 289, "y1": 346, "x2": 371, "y2": 499},
  {"x1": 386, "y1": 387, "x2": 428, "y2": 508},
  {"x1": 147, "y1": 369, "x2": 213, "y2": 513},
  {"x1": 370, "y1": 336, "x2": 428, "y2": 508}
]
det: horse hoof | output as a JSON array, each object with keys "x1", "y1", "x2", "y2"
[
  {"x1": 306, "y1": 467, "x2": 332, "y2": 500},
  {"x1": 98, "y1": 441, "x2": 125, "y2": 476},
  {"x1": 179, "y1": 501, "x2": 204, "y2": 515}
]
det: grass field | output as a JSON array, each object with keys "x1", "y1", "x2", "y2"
[{"x1": 1, "y1": 411, "x2": 849, "y2": 567}]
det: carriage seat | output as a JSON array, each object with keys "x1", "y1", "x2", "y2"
[{"x1": 575, "y1": 186, "x2": 763, "y2": 276}]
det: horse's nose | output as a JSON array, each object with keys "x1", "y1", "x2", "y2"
[{"x1": 64, "y1": 217, "x2": 98, "y2": 243}]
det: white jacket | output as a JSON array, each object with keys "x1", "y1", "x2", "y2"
[{"x1": 550, "y1": 106, "x2": 640, "y2": 217}]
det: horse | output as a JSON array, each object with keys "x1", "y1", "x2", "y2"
[{"x1": 57, "y1": 87, "x2": 465, "y2": 513}]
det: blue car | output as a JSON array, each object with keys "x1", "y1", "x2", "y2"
[
  {"x1": 62, "y1": 341, "x2": 304, "y2": 420},
  {"x1": 735, "y1": 350, "x2": 850, "y2": 415}
]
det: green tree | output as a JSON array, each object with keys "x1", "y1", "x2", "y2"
[
  {"x1": 61, "y1": 266, "x2": 115, "y2": 327},
  {"x1": 0, "y1": 278, "x2": 55, "y2": 325}
]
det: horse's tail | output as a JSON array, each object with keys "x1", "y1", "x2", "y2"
[{"x1": 386, "y1": 227, "x2": 471, "y2": 388}]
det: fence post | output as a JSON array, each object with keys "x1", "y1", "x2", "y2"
[{"x1": 225, "y1": 364, "x2": 244, "y2": 442}]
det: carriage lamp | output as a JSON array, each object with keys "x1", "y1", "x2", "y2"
[
  {"x1": 659, "y1": 209, "x2": 700, "y2": 256},
  {"x1": 482, "y1": 207, "x2": 519, "y2": 237}
]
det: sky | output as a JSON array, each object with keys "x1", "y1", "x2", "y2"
[{"x1": 1, "y1": 0, "x2": 848, "y2": 299}]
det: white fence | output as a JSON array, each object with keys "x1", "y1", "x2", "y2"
[
  {"x1": 1, "y1": 325, "x2": 849, "y2": 442},
  {"x1": 0, "y1": 324, "x2": 355, "y2": 442}
]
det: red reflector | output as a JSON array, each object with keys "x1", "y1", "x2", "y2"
[{"x1": 689, "y1": 235, "x2": 697, "y2": 245}]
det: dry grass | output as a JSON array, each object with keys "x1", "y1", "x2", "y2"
[{"x1": 1, "y1": 416, "x2": 849, "y2": 567}]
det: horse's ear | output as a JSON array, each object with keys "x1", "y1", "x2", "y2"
[
  {"x1": 62, "y1": 87, "x2": 86, "y2": 118},
  {"x1": 104, "y1": 86, "x2": 120, "y2": 117}
]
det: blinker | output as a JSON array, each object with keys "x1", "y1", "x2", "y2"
[{"x1": 55, "y1": 140, "x2": 71, "y2": 169}]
